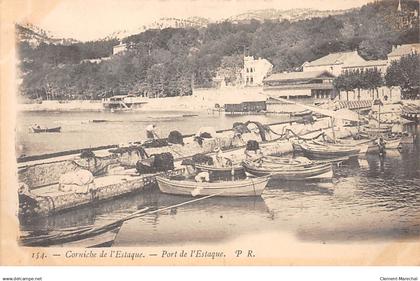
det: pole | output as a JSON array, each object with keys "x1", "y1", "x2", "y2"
[{"x1": 331, "y1": 117, "x2": 336, "y2": 143}]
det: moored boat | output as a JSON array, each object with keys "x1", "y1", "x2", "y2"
[
  {"x1": 298, "y1": 142, "x2": 361, "y2": 160},
  {"x1": 242, "y1": 160, "x2": 333, "y2": 180},
  {"x1": 156, "y1": 175, "x2": 269, "y2": 197},
  {"x1": 195, "y1": 164, "x2": 247, "y2": 181},
  {"x1": 31, "y1": 126, "x2": 61, "y2": 133},
  {"x1": 20, "y1": 220, "x2": 123, "y2": 247}
]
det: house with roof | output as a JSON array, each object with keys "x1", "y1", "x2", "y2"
[
  {"x1": 242, "y1": 56, "x2": 273, "y2": 86},
  {"x1": 387, "y1": 43, "x2": 420, "y2": 63},
  {"x1": 341, "y1": 59, "x2": 388, "y2": 74},
  {"x1": 302, "y1": 51, "x2": 366, "y2": 76},
  {"x1": 113, "y1": 42, "x2": 128, "y2": 55},
  {"x1": 263, "y1": 70, "x2": 335, "y2": 113}
]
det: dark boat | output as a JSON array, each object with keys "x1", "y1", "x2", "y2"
[
  {"x1": 31, "y1": 126, "x2": 61, "y2": 133},
  {"x1": 20, "y1": 221, "x2": 122, "y2": 247},
  {"x1": 20, "y1": 207, "x2": 149, "y2": 247}
]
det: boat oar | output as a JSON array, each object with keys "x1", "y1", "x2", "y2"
[{"x1": 123, "y1": 191, "x2": 225, "y2": 223}]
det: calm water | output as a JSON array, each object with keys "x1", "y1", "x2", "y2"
[
  {"x1": 18, "y1": 110, "x2": 420, "y2": 245},
  {"x1": 17, "y1": 111, "x2": 287, "y2": 156}
]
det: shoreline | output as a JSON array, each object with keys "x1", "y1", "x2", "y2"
[{"x1": 17, "y1": 87, "x2": 267, "y2": 112}]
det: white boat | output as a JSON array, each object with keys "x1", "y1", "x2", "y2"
[
  {"x1": 384, "y1": 138, "x2": 401, "y2": 149},
  {"x1": 156, "y1": 176, "x2": 269, "y2": 197}
]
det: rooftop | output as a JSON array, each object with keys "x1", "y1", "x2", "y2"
[
  {"x1": 264, "y1": 70, "x2": 335, "y2": 82},
  {"x1": 303, "y1": 51, "x2": 360, "y2": 67},
  {"x1": 388, "y1": 43, "x2": 420, "y2": 57},
  {"x1": 342, "y1": 60, "x2": 388, "y2": 68}
]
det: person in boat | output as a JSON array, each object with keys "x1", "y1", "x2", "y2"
[
  {"x1": 146, "y1": 124, "x2": 159, "y2": 140},
  {"x1": 213, "y1": 147, "x2": 232, "y2": 168},
  {"x1": 244, "y1": 140, "x2": 263, "y2": 162},
  {"x1": 195, "y1": 171, "x2": 210, "y2": 182}
]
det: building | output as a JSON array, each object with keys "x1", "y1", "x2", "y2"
[
  {"x1": 242, "y1": 56, "x2": 273, "y2": 86},
  {"x1": 113, "y1": 42, "x2": 127, "y2": 55},
  {"x1": 302, "y1": 51, "x2": 366, "y2": 76},
  {"x1": 387, "y1": 43, "x2": 420, "y2": 64},
  {"x1": 263, "y1": 70, "x2": 335, "y2": 113},
  {"x1": 396, "y1": 0, "x2": 419, "y2": 29},
  {"x1": 341, "y1": 59, "x2": 388, "y2": 74},
  {"x1": 80, "y1": 57, "x2": 111, "y2": 64}
]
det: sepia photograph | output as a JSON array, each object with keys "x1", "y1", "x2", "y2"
[{"x1": 0, "y1": 0, "x2": 419, "y2": 269}]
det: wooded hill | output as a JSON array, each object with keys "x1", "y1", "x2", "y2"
[{"x1": 17, "y1": 0, "x2": 419, "y2": 100}]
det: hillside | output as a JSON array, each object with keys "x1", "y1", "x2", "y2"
[
  {"x1": 16, "y1": 23, "x2": 79, "y2": 47},
  {"x1": 229, "y1": 8, "x2": 351, "y2": 23},
  {"x1": 17, "y1": 0, "x2": 419, "y2": 101}
]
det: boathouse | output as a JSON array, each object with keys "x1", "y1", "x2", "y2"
[
  {"x1": 224, "y1": 101, "x2": 266, "y2": 114},
  {"x1": 263, "y1": 71, "x2": 335, "y2": 113}
]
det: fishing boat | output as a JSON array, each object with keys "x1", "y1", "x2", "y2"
[
  {"x1": 242, "y1": 160, "x2": 333, "y2": 180},
  {"x1": 31, "y1": 126, "x2": 61, "y2": 133},
  {"x1": 195, "y1": 164, "x2": 246, "y2": 180},
  {"x1": 20, "y1": 220, "x2": 123, "y2": 247},
  {"x1": 384, "y1": 138, "x2": 401, "y2": 149},
  {"x1": 360, "y1": 125, "x2": 392, "y2": 138},
  {"x1": 298, "y1": 142, "x2": 361, "y2": 160},
  {"x1": 156, "y1": 175, "x2": 269, "y2": 197}
]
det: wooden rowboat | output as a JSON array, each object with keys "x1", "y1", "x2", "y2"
[
  {"x1": 242, "y1": 160, "x2": 333, "y2": 180},
  {"x1": 156, "y1": 175, "x2": 269, "y2": 197},
  {"x1": 31, "y1": 126, "x2": 61, "y2": 133},
  {"x1": 20, "y1": 220, "x2": 122, "y2": 247},
  {"x1": 195, "y1": 164, "x2": 246, "y2": 180},
  {"x1": 20, "y1": 207, "x2": 150, "y2": 247},
  {"x1": 298, "y1": 142, "x2": 361, "y2": 160}
]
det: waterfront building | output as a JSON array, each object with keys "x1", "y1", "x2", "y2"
[
  {"x1": 342, "y1": 59, "x2": 388, "y2": 74},
  {"x1": 242, "y1": 56, "x2": 273, "y2": 86},
  {"x1": 302, "y1": 51, "x2": 366, "y2": 76},
  {"x1": 263, "y1": 70, "x2": 335, "y2": 113}
]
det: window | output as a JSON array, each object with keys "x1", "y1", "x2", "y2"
[{"x1": 250, "y1": 77, "x2": 253, "y2": 84}]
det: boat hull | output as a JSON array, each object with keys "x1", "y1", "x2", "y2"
[
  {"x1": 20, "y1": 222, "x2": 122, "y2": 247},
  {"x1": 32, "y1": 126, "x2": 61, "y2": 133},
  {"x1": 299, "y1": 143, "x2": 361, "y2": 159},
  {"x1": 242, "y1": 161, "x2": 333, "y2": 180},
  {"x1": 156, "y1": 176, "x2": 269, "y2": 197}
]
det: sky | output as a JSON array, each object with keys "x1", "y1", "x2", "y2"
[{"x1": 28, "y1": 0, "x2": 374, "y2": 41}]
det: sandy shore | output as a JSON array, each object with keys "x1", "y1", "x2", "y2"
[{"x1": 18, "y1": 87, "x2": 266, "y2": 112}]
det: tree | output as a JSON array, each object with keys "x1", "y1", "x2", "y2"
[
  {"x1": 333, "y1": 70, "x2": 354, "y2": 101},
  {"x1": 363, "y1": 68, "x2": 383, "y2": 99},
  {"x1": 385, "y1": 53, "x2": 420, "y2": 99}
]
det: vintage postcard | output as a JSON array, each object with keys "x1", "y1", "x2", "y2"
[{"x1": 0, "y1": 0, "x2": 419, "y2": 267}]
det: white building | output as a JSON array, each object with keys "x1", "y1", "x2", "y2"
[
  {"x1": 242, "y1": 56, "x2": 273, "y2": 86},
  {"x1": 302, "y1": 51, "x2": 366, "y2": 76},
  {"x1": 113, "y1": 42, "x2": 127, "y2": 55}
]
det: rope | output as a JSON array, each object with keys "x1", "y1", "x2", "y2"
[
  {"x1": 251, "y1": 179, "x2": 256, "y2": 196},
  {"x1": 285, "y1": 129, "x2": 326, "y2": 141}
]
